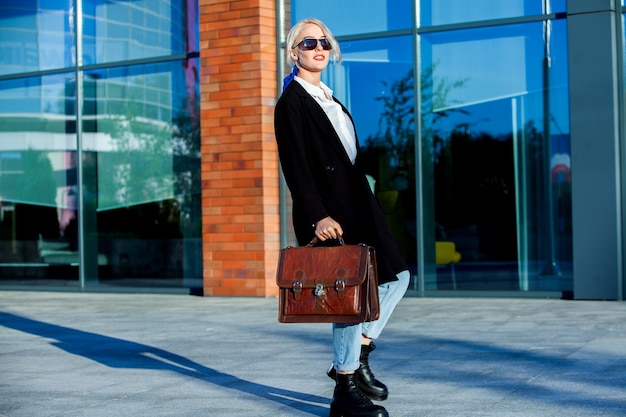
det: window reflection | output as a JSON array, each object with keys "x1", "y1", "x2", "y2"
[
  {"x1": 0, "y1": 1, "x2": 75, "y2": 76},
  {"x1": 421, "y1": 20, "x2": 572, "y2": 291},
  {"x1": 84, "y1": 60, "x2": 201, "y2": 286},
  {"x1": 420, "y1": 0, "x2": 566, "y2": 27},
  {"x1": 82, "y1": 0, "x2": 186, "y2": 65},
  {"x1": 293, "y1": 0, "x2": 413, "y2": 37},
  {"x1": 0, "y1": 0, "x2": 199, "y2": 290},
  {"x1": 0, "y1": 74, "x2": 79, "y2": 282},
  {"x1": 325, "y1": 35, "x2": 418, "y2": 275}
]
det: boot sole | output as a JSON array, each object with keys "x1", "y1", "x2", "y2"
[
  {"x1": 357, "y1": 383, "x2": 388, "y2": 402},
  {"x1": 329, "y1": 405, "x2": 389, "y2": 417}
]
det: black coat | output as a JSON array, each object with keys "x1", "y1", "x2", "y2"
[{"x1": 274, "y1": 80, "x2": 408, "y2": 285}]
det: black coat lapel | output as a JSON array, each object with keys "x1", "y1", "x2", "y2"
[{"x1": 294, "y1": 83, "x2": 358, "y2": 165}]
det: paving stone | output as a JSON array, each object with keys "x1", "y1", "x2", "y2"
[{"x1": 1, "y1": 292, "x2": 625, "y2": 416}]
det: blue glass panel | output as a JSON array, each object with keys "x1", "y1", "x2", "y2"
[
  {"x1": 420, "y1": 0, "x2": 564, "y2": 27},
  {"x1": 551, "y1": 0, "x2": 566, "y2": 12},
  {"x1": 0, "y1": 1, "x2": 75, "y2": 75},
  {"x1": 323, "y1": 35, "x2": 418, "y2": 272},
  {"x1": 326, "y1": 36, "x2": 414, "y2": 145},
  {"x1": 420, "y1": 20, "x2": 571, "y2": 292},
  {"x1": 82, "y1": 0, "x2": 187, "y2": 65},
  {"x1": 0, "y1": 73, "x2": 79, "y2": 275},
  {"x1": 292, "y1": 0, "x2": 412, "y2": 37}
]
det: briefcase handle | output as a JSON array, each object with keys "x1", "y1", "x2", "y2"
[{"x1": 307, "y1": 236, "x2": 345, "y2": 246}]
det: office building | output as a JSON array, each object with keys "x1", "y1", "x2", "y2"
[{"x1": 0, "y1": 0, "x2": 622, "y2": 300}]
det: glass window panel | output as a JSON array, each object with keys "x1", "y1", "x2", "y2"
[
  {"x1": 82, "y1": 0, "x2": 187, "y2": 65},
  {"x1": 420, "y1": 0, "x2": 565, "y2": 27},
  {"x1": 552, "y1": 0, "x2": 566, "y2": 12},
  {"x1": 323, "y1": 35, "x2": 418, "y2": 279},
  {"x1": 0, "y1": 1, "x2": 75, "y2": 76},
  {"x1": 420, "y1": 20, "x2": 571, "y2": 292},
  {"x1": 0, "y1": 73, "x2": 79, "y2": 282},
  {"x1": 83, "y1": 58, "x2": 201, "y2": 287},
  {"x1": 292, "y1": 0, "x2": 412, "y2": 37},
  {"x1": 326, "y1": 36, "x2": 414, "y2": 146}
]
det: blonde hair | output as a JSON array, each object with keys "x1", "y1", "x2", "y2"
[{"x1": 285, "y1": 18, "x2": 342, "y2": 65}]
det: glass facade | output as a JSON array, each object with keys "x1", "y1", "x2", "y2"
[
  {"x1": 281, "y1": 0, "x2": 583, "y2": 296},
  {"x1": 0, "y1": 0, "x2": 201, "y2": 291},
  {"x1": 420, "y1": 19, "x2": 571, "y2": 292},
  {"x1": 1, "y1": 0, "x2": 623, "y2": 298}
]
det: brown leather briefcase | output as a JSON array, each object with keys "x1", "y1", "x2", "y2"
[{"x1": 276, "y1": 238, "x2": 380, "y2": 323}]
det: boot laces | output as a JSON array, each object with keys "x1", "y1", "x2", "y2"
[{"x1": 348, "y1": 377, "x2": 373, "y2": 405}]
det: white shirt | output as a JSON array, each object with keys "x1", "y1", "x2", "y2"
[{"x1": 294, "y1": 77, "x2": 358, "y2": 164}]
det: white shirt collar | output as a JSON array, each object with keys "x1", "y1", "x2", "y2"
[{"x1": 294, "y1": 76, "x2": 333, "y2": 100}]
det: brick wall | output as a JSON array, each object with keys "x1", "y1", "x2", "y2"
[{"x1": 199, "y1": 0, "x2": 279, "y2": 296}]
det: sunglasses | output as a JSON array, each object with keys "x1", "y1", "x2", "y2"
[{"x1": 293, "y1": 38, "x2": 332, "y2": 51}]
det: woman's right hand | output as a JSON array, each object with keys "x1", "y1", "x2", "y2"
[{"x1": 314, "y1": 216, "x2": 343, "y2": 241}]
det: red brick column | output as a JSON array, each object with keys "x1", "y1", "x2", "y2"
[{"x1": 199, "y1": 0, "x2": 279, "y2": 296}]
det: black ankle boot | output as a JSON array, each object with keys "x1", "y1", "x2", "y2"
[
  {"x1": 329, "y1": 373, "x2": 388, "y2": 417},
  {"x1": 357, "y1": 343, "x2": 388, "y2": 401},
  {"x1": 327, "y1": 343, "x2": 389, "y2": 402}
]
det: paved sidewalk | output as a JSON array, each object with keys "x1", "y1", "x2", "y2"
[{"x1": 0, "y1": 291, "x2": 625, "y2": 417}]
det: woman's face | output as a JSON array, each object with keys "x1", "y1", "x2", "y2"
[{"x1": 291, "y1": 23, "x2": 330, "y2": 74}]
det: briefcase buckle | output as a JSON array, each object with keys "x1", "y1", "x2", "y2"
[{"x1": 314, "y1": 283, "x2": 325, "y2": 297}]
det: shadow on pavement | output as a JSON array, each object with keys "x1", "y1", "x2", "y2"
[{"x1": 0, "y1": 311, "x2": 329, "y2": 416}]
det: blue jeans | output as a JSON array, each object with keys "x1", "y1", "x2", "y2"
[{"x1": 332, "y1": 270, "x2": 410, "y2": 372}]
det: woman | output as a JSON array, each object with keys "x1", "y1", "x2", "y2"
[{"x1": 274, "y1": 18, "x2": 410, "y2": 417}]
